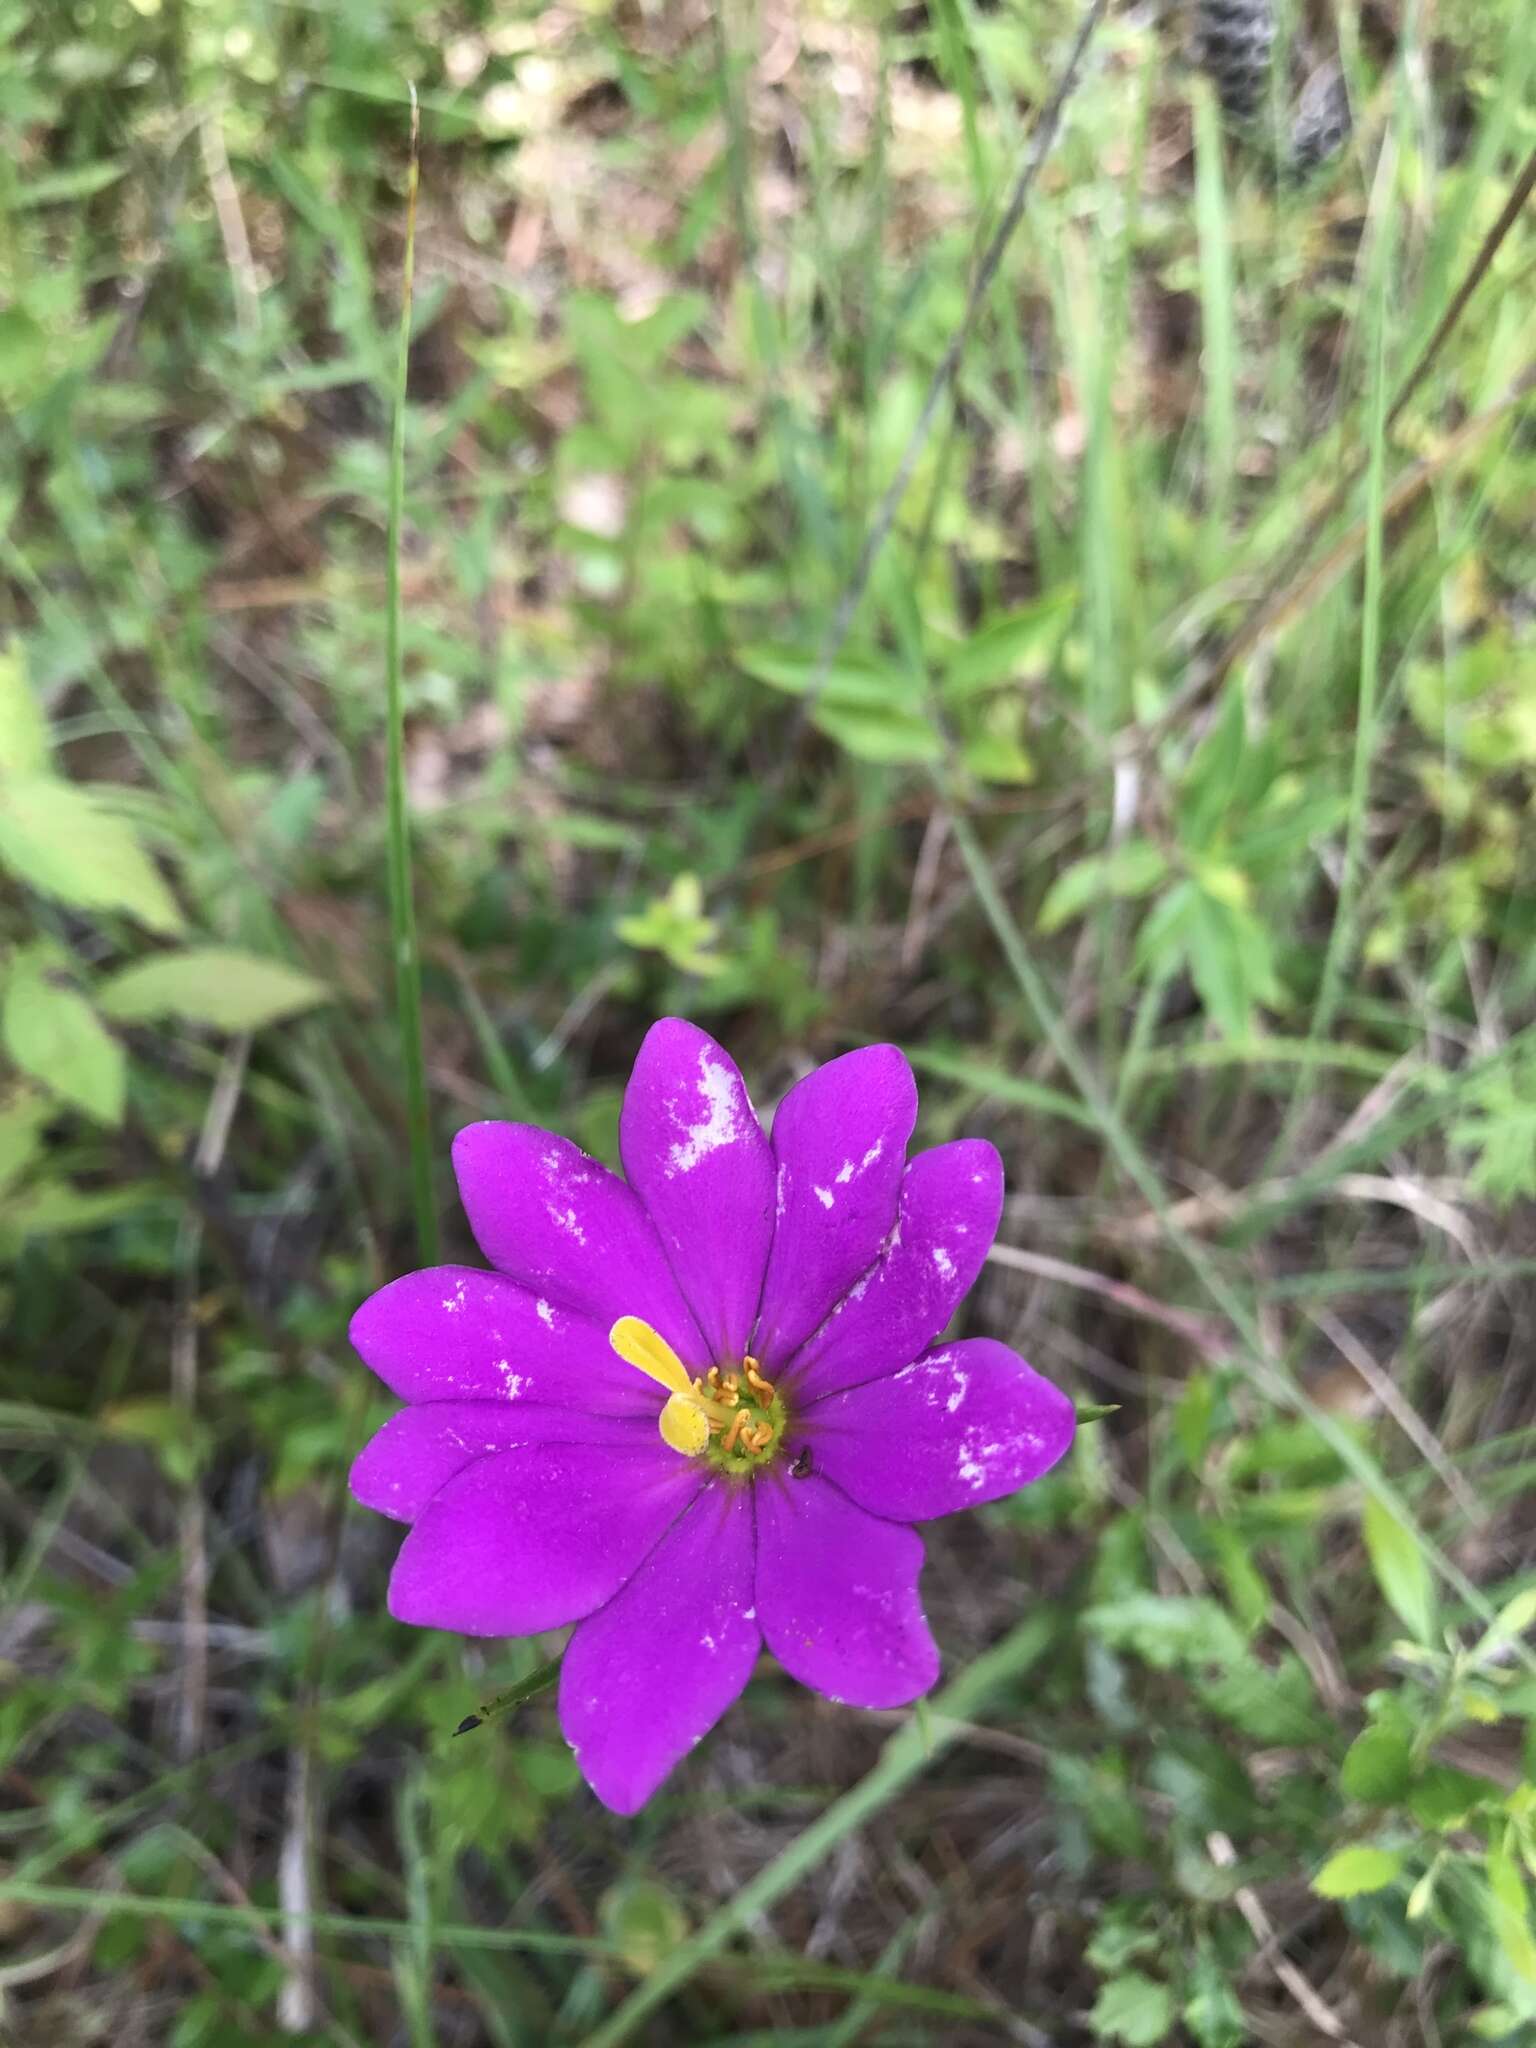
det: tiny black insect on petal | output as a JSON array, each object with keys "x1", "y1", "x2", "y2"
[{"x1": 790, "y1": 1446, "x2": 813, "y2": 1479}]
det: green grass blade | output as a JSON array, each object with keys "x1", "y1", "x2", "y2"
[
  {"x1": 383, "y1": 85, "x2": 437, "y2": 1263},
  {"x1": 1192, "y1": 78, "x2": 1236, "y2": 536}
]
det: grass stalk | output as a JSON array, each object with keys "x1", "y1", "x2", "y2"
[
  {"x1": 383, "y1": 85, "x2": 437, "y2": 1264},
  {"x1": 1192, "y1": 77, "x2": 1236, "y2": 537}
]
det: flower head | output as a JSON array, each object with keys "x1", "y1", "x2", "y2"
[{"x1": 349, "y1": 1020, "x2": 1075, "y2": 1812}]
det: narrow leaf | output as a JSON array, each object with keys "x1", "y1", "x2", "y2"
[
  {"x1": 1312, "y1": 1845, "x2": 1404, "y2": 1899},
  {"x1": 3, "y1": 954, "x2": 125, "y2": 1126},
  {"x1": 0, "y1": 643, "x2": 49, "y2": 776},
  {"x1": 0, "y1": 778, "x2": 182, "y2": 933},
  {"x1": 99, "y1": 949, "x2": 331, "y2": 1033},
  {"x1": 1362, "y1": 1494, "x2": 1437, "y2": 1644}
]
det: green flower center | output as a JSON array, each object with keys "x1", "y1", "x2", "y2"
[{"x1": 704, "y1": 1384, "x2": 787, "y2": 1476}]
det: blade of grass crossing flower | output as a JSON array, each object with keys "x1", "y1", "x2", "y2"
[
  {"x1": 576, "y1": 1614, "x2": 1056, "y2": 2048},
  {"x1": 384, "y1": 85, "x2": 436, "y2": 1263},
  {"x1": 451, "y1": 1656, "x2": 561, "y2": 1736}
]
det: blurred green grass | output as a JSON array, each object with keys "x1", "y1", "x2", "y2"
[{"x1": 4, "y1": 0, "x2": 1536, "y2": 2043}]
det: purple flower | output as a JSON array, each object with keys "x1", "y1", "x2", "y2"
[{"x1": 349, "y1": 1019, "x2": 1075, "y2": 1812}]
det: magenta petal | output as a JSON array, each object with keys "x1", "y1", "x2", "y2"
[
  {"x1": 350, "y1": 1267, "x2": 649, "y2": 1416},
  {"x1": 350, "y1": 1403, "x2": 648, "y2": 1524},
  {"x1": 783, "y1": 1140, "x2": 1004, "y2": 1404},
  {"x1": 619, "y1": 1019, "x2": 775, "y2": 1363},
  {"x1": 754, "y1": 1045, "x2": 917, "y2": 1368},
  {"x1": 560, "y1": 1481, "x2": 758, "y2": 1814},
  {"x1": 755, "y1": 1474, "x2": 938, "y2": 1708},
  {"x1": 802, "y1": 1339, "x2": 1075, "y2": 1522},
  {"x1": 451, "y1": 1125, "x2": 707, "y2": 1367},
  {"x1": 387, "y1": 1441, "x2": 702, "y2": 1636}
]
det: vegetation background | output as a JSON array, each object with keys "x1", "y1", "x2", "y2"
[{"x1": 4, "y1": 0, "x2": 1536, "y2": 2041}]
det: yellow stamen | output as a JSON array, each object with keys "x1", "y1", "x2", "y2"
[
  {"x1": 659, "y1": 1393, "x2": 711, "y2": 1457},
  {"x1": 720, "y1": 1410, "x2": 749, "y2": 1455},
  {"x1": 609, "y1": 1315, "x2": 694, "y2": 1398},
  {"x1": 744, "y1": 1362, "x2": 775, "y2": 1400}
]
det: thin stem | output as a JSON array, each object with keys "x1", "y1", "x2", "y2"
[{"x1": 383, "y1": 85, "x2": 436, "y2": 1263}]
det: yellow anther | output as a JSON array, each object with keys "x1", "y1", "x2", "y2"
[
  {"x1": 721, "y1": 1411, "x2": 749, "y2": 1455},
  {"x1": 659, "y1": 1393, "x2": 711, "y2": 1457},
  {"x1": 744, "y1": 1363, "x2": 775, "y2": 1400},
  {"x1": 609, "y1": 1316, "x2": 693, "y2": 1398}
]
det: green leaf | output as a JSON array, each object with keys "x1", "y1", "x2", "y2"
[
  {"x1": 3, "y1": 953, "x2": 124, "y2": 1126},
  {"x1": 812, "y1": 698, "x2": 942, "y2": 766},
  {"x1": 1039, "y1": 843, "x2": 1168, "y2": 933},
  {"x1": 1469, "y1": 2005, "x2": 1526, "y2": 2040},
  {"x1": 0, "y1": 643, "x2": 49, "y2": 776},
  {"x1": 0, "y1": 1178, "x2": 162, "y2": 1245},
  {"x1": 0, "y1": 1088, "x2": 51, "y2": 1197},
  {"x1": 1312, "y1": 1845, "x2": 1404, "y2": 1898},
  {"x1": 99, "y1": 1398, "x2": 210, "y2": 1485},
  {"x1": 1084, "y1": 1594, "x2": 1249, "y2": 1671},
  {"x1": 13, "y1": 159, "x2": 128, "y2": 209},
  {"x1": 0, "y1": 777, "x2": 182, "y2": 933},
  {"x1": 1340, "y1": 1723, "x2": 1414, "y2": 1805},
  {"x1": 1488, "y1": 1842, "x2": 1536, "y2": 1986},
  {"x1": 1210, "y1": 1526, "x2": 1270, "y2": 1634},
  {"x1": 1178, "y1": 685, "x2": 1248, "y2": 847},
  {"x1": 599, "y1": 1878, "x2": 689, "y2": 1977},
  {"x1": 1410, "y1": 1763, "x2": 1501, "y2": 1831},
  {"x1": 1197, "y1": 1652, "x2": 1322, "y2": 1743},
  {"x1": 98, "y1": 949, "x2": 331, "y2": 1033},
  {"x1": 939, "y1": 588, "x2": 1075, "y2": 700},
  {"x1": 959, "y1": 727, "x2": 1035, "y2": 785},
  {"x1": 1473, "y1": 1587, "x2": 1536, "y2": 1666},
  {"x1": 736, "y1": 644, "x2": 916, "y2": 708},
  {"x1": 1085, "y1": 1910, "x2": 1160, "y2": 1973},
  {"x1": 1185, "y1": 890, "x2": 1280, "y2": 1041},
  {"x1": 1089, "y1": 1971, "x2": 1175, "y2": 2046},
  {"x1": 1133, "y1": 878, "x2": 1200, "y2": 973},
  {"x1": 1182, "y1": 1950, "x2": 1246, "y2": 2048},
  {"x1": 1362, "y1": 1495, "x2": 1437, "y2": 1644},
  {"x1": 905, "y1": 1046, "x2": 1101, "y2": 1131}
]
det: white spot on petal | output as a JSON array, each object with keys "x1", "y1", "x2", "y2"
[
  {"x1": 669, "y1": 1051, "x2": 750, "y2": 1174},
  {"x1": 813, "y1": 1185, "x2": 835, "y2": 1211}
]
